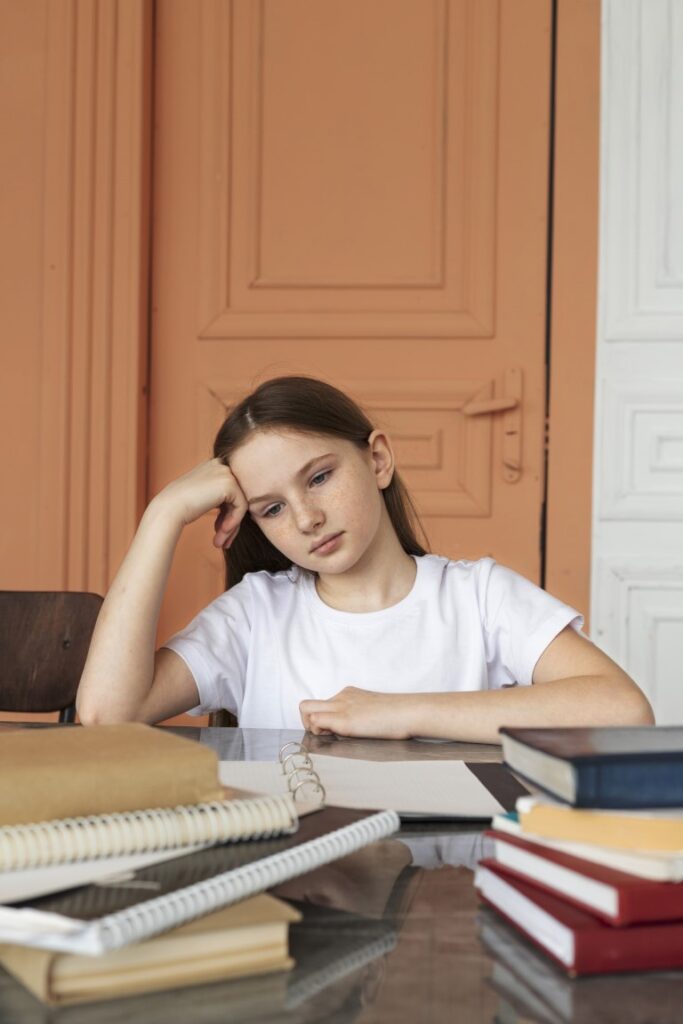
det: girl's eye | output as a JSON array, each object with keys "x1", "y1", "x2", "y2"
[
  {"x1": 310, "y1": 470, "x2": 331, "y2": 487},
  {"x1": 263, "y1": 503, "x2": 284, "y2": 518}
]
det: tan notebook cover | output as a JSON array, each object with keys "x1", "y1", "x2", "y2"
[
  {"x1": 0, "y1": 723, "x2": 224, "y2": 825},
  {"x1": 0, "y1": 894, "x2": 301, "y2": 1006}
]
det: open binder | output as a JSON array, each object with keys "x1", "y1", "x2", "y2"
[{"x1": 219, "y1": 748, "x2": 526, "y2": 819}]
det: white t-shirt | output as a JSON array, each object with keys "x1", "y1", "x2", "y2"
[{"x1": 163, "y1": 555, "x2": 583, "y2": 729}]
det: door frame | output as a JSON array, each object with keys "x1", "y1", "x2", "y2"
[{"x1": 544, "y1": 0, "x2": 600, "y2": 624}]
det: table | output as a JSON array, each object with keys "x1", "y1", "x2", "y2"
[{"x1": 1, "y1": 726, "x2": 682, "y2": 1023}]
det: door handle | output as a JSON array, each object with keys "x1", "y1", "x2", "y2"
[
  {"x1": 462, "y1": 369, "x2": 523, "y2": 483},
  {"x1": 461, "y1": 396, "x2": 518, "y2": 416}
]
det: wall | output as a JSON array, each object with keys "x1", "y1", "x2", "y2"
[
  {"x1": 591, "y1": 0, "x2": 683, "y2": 723},
  {"x1": 0, "y1": 0, "x2": 150, "y2": 596}
]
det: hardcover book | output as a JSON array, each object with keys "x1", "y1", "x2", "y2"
[
  {"x1": 492, "y1": 810, "x2": 683, "y2": 881},
  {"x1": 0, "y1": 895, "x2": 299, "y2": 1006},
  {"x1": 499, "y1": 725, "x2": 683, "y2": 808},
  {"x1": 515, "y1": 795, "x2": 683, "y2": 852},
  {"x1": 475, "y1": 859, "x2": 683, "y2": 976},
  {"x1": 479, "y1": 907, "x2": 683, "y2": 1024},
  {"x1": 485, "y1": 828, "x2": 683, "y2": 925}
]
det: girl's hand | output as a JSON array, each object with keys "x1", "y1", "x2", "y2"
[
  {"x1": 153, "y1": 459, "x2": 248, "y2": 548},
  {"x1": 299, "y1": 687, "x2": 414, "y2": 740}
]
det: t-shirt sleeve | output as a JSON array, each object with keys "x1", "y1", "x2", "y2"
[
  {"x1": 478, "y1": 560, "x2": 584, "y2": 689},
  {"x1": 162, "y1": 583, "x2": 252, "y2": 717}
]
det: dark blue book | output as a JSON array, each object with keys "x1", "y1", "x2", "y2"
[{"x1": 499, "y1": 726, "x2": 683, "y2": 809}]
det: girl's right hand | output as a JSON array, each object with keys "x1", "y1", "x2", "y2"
[{"x1": 153, "y1": 459, "x2": 248, "y2": 549}]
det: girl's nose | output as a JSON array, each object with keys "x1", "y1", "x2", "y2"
[{"x1": 293, "y1": 499, "x2": 324, "y2": 533}]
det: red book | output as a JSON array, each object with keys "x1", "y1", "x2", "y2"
[
  {"x1": 485, "y1": 828, "x2": 683, "y2": 925},
  {"x1": 475, "y1": 859, "x2": 683, "y2": 976}
]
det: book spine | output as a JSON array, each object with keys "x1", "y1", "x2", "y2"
[{"x1": 575, "y1": 761, "x2": 683, "y2": 809}]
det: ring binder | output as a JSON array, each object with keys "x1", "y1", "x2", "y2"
[{"x1": 279, "y1": 742, "x2": 326, "y2": 808}]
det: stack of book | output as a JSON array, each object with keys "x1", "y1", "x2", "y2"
[
  {"x1": 474, "y1": 725, "x2": 683, "y2": 976},
  {"x1": 0, "y1": 724, "x2": 399, "y2": 1006}
]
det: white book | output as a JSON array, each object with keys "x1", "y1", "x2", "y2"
[{"x1": 492, "y1": 811, "x2": 683, "y2": 882}]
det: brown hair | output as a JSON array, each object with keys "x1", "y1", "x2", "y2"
[{"x1": 213, "y1": 376, "x2": 428, "y2": 589}]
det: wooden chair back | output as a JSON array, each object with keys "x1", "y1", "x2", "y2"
[
  {"x1": 208, "y1": 709, "x2": 238, "y2": 728},
  {"x1": 0, "y1": 592, "x2": 103, "y2": 721}
]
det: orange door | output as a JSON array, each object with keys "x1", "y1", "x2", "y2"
[{"x1": 150, "y1": 0, "x2": 553, "y2": 640}]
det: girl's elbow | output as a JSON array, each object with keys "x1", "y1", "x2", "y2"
[
  {"x1": 76, "y1": 695, "x2": 137, "y2": 726},
  {"x1": 622, "y1": 684, "x2": 655, "y2": 726}
]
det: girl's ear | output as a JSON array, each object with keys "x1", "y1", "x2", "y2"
[{"x1": 367, "y1": 429, "x2": 395, "y2": 490}]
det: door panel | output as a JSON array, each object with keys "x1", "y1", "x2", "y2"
[{"x1": 151, "y1": 0, "x2": 552, "y2": 641}]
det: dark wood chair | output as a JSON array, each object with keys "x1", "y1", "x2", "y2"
[
  {"x1": 0, "y1": 591, "x2": 103, "y2": 722},
  {"x1": 208, "y1": 709, "x2": 238, "y2": 727}
]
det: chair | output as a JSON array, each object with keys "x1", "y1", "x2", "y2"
[
  {"x1": 0, "y1": 591, "x2": 103, "y2": 722},
  {"x1": 208, "y1": 709, "x2": 238, "y2": 728}
]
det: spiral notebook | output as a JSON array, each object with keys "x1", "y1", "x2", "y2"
[
  {"x1": 0, "y1": 741, "x2": 320, "y2": 905},
  {"x1": 0, "y1": 807, "x2": 399, "y2": 956}
]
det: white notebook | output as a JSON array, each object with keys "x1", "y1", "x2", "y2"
[{"x1": 219, "y1": 754, "x2": 506, "y2": 819}]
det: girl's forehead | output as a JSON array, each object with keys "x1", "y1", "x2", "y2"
[
  {"x1": 235, "y1": 428, "x2": 349, "y2": 459},
  {"x1": 229, "y1": 430, "x2": 359, "y2": 482}
]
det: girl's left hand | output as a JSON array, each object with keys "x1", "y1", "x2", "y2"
[{"x1": 299, "y1": 686, "x2": 413, "y2": 740}]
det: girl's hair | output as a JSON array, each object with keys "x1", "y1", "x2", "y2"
[{"x1": 213, "y1": 376, "x2": 428, "y2": 588}]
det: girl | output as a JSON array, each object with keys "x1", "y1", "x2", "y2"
[{"x1": 77, "y1": 376, "x2": 653, "y2": 741}]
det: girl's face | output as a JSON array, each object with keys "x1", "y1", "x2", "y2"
[{"x1": 229, "y1": 427, "x2": 395, "y2": 574}]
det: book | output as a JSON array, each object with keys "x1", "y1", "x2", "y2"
[
  {"x1": 499, "y1": 725, "x2": 683, "y2": 808},
  {"x1": 492, "y1": 810, "x2": 683, "y2": 882},
  {"x1": 0, "y1": 807, "x2": 399, "y2": 955},
  {"x1": 219, "y1": 753, "x2": 527, "y2": 819},
  {"x1": 516, "y1": 794, "x2": 683, "y2": 852},
  {"x1": 484, "y1": 828, "x2": 683, "y2": 925},
  {"x1": 0, "y1": 723, "x2": 224, "y2": 825},
  {"x1": 479, "y1": 906, "x2": 683, "y2": 1024},
  {"x1": 0, "y1": 894, "x2": 299, "y2": 1006},
  {"x1": 475, "y1": 859, "x2": 683, "y2": 975}
]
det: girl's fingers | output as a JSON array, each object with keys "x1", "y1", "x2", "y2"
[{"x1": 213, "y1": 522, "x2": 240, "y2": 549}]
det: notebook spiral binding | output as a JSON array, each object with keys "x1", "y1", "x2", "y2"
[
  {"x1": 285, "y1": 929, "x2": 398, "y2": 1009},
  {"x1": 0, "y1": 795, "x2": 298, "y2": 872},
  {"x1": 94, "y1": 808, "x2": 400, "y2": 955},
  {"x1": 279, "y1": 741, "x2": 326, "y2": 808}
]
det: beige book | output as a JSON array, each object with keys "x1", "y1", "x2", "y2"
[
  {"x1": 0, "y1": 894, "x2": 300, "y2": 1006},
  {"x1": 517, "y1": 795, "x2": 683, "y2": 851},
  {"x1": 0, "y1": 723, "x2": 225, "y2": 826}
]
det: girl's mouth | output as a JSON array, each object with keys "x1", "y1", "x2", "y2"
[{"x1": 311, "y1": 532, "x2": 343, "y2": 555}]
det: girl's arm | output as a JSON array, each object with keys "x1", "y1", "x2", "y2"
[
  {"x1": 299, "y1": 628, "x2": 655, "y2": 743},
  {"x1": 76, "y1": 460, "x2": 247, "y2": 725}
]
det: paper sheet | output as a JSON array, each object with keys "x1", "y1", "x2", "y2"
[{"x1": 0, "y1": 846, "x2": 203, "y2": 905}]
